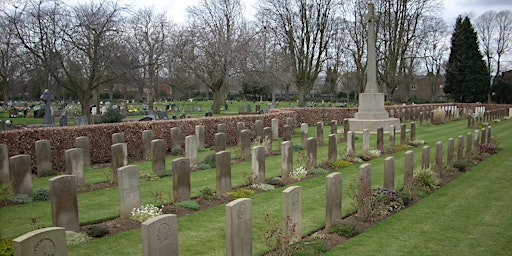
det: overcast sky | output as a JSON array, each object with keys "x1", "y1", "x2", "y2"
[{"x1": 114, "y1": 0, "x2": 512, "y2": 25}]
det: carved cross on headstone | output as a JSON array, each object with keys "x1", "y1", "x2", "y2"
[{"x1": 41, "y1": 89, "x2": 55, "y2": 127}]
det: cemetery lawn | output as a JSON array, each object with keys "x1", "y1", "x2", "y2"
[
  {"x1": 1, "y1": 118, "x2": 511, "y2": 255},
  {"x1": 327, "y1": 120, "x2": 512, "y2": 255}
]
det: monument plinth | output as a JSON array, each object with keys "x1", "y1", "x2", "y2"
[{"x1": 348, "y1": 3, "x2": 399, "y2": 132}]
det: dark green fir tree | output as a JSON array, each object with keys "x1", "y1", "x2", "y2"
[{"x1": 444, "y1": 16, "x2": 489, "y2": 102}]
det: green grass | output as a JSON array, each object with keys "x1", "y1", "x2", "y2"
[{"x1": 1, "y1": 117, "x2": 511, "y2": 255}]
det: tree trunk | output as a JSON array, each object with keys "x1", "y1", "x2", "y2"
[
  {"x1": 298, "y1": 88, "x2": 306, "y2": 107},
  {"x1": 212, "y1": 88, "x2": 223, "y2": 114}
]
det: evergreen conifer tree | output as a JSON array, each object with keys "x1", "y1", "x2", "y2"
[{"x1": 445, "y1": 16, "x2": 489, "y2": 102}]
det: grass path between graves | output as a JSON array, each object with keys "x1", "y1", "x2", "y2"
[
  {"x1": 327, "y1": 120, "x2": 512, "y2": 255},
  {"x1": 2, "y1": 118, "x2": 511, "y2": 255}
]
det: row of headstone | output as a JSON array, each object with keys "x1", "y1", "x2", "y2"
[{"x1": 345, "y1": 123, "x2": 417, "y2": 156}]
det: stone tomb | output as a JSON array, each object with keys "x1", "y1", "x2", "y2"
[
  {"x1": 226, "y1": 198, "x2": 252, "y2": 256},
  {"x1": 13, "y1": 227, "x2": 67, "y2": 256},
  {"x1": 142, "y1": 214, "x2": 178, "y2": 256},
  {"x1": 49, "y1": 175, "x2": 79, "y2": 231}
]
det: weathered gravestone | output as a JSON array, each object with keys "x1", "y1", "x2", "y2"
[
  {"x1": 281, "y1": 141, "x2": 293, "y2": 179},
  {"x1": 185, "y1": 135, "x2": 198, "y2": 167},
  {"x1": 328, "y1": 134, "x2": 337, "y2": 162},
  {"x1": 306, "y1": 137, "x2": 318, "y2": 170},
  {"x1": 263, "y1": 127, "x2": 273, "y2": 154},
  {"x1": 254, "y1": 120, "x2": 263, "y2": 141},
  {"x1": 195, "y1": 125, "x2": 205, "y2": 149},
  {"x1": 457, "y1": 135, "x2": 464, "y2": 161},
  {"x1": 172, "y1": 158, "x2": 191, "y2": 201},
  {"x1": 142, "y1": 130, "x2": 155, "y2": 160},
  {"x1": 151, "y1": 139, "x2": 166, "y2": 176},
  {"x1": 215, "y1": 132, "x2": 227, "y2": 152},
  {"x1": 330, "y1": 120, "x2": 337, "y2": 136},
  {"x1": 170, "y1": 127, "x2": 182, "y2": 152},
  {"x1": 237, "y1": 122, "x2": 246, "y2": 143},
  {"x1": 217, "y1": 123, "x2": 227, "y2": 134},
  {"x1": 117, "y1": 165, "x2": 141, "y2": 219},
  {"x1": 40, "y1": 89, "x2": 55, "y2": 127},
  {"x1": 325, "y1": 173, "x2": 342, "y2": 230},
  {"x1": 346, "y1": 131, "x2": 355, "y2": 156},
  {"x1": 377, "y1": 127, "x2": 384, "y2": 151},
  {"x1": 75, "y1": 136, "x2": 91, "y2": 167},
  {"x1": 410, "y1": 122, "x2": 416, "y2": 141},
  {"x1": 436, "y1": 141, "x2": 443, "y2": 176},
  {"x1": 0, "y1": 144, "x2": 9, "y2": 183},
  {"x1": 35, "y1": 140, "x2": 52, "y2": 176},
  {"x1": 252, "y1": 146, "x2": 265, "y2": 184},
  {"x1": 65, "y1": 148, "x2": 84, "y2": 186},
  {"x1": 384, "y1": 156, "x2": 395, "y2": 190},
  {"x1": 142, "y1": 214, "x2": 178, "y2": 256},
  {"x1": 358, "y1": 164, "x2": 372, "y2": 218},
  {"x1": 283, "y1": 186, "x2": 302, "y2": 244},
  {"x1": 112, "y1": 132, "x2": 125, "y2": 144},
  {"x1": 389, "y1": 125, "x2": 396, "y2": 147},
  {"x1": 404, "y1": 151, "x2": 414, "y2": 189},
  {"x1": 111, "y1": 143, "x2": 128, "y2": 183},
  {"x1": 10, "y1": 155, "x2": 32, "y2": 195},
  {"x1": 300, "y1": 123, "x2": 308, "y2": 146},
  {"x1": 216, "y1": 151, "x2": 232, "y2": 195},
  {"x1": 362, "y1": 129, "x2": 370, "y2": 154},
  {"x1": 240, "y1": 130, "x2": 251, "y2": 161},
  {"x1": 316, "y1": 122, "x2": 324, "y2": 146},
  {"x1": 422, "y1": 145, "x2": 430, "y2": 169},
  {"x1": 400, "y1": 124, "x2": 407, "y2": 145},
  {"x1": 283, "y1": 125, "x2": 292, "y2": 142},
  {"x1": 447, "y1": 138, "x2": 454, "y2": 168},
  {"x1": 271, "y1": 118, "x2": 279, "y2": 139},
  {"x1": 49, "y1": 175, "x2": 79, "y2": 231},
  {"x1": 226, "y1": 198, "x2": 252, "y2": 256},
  {"x1": 13, "y1": 227, "x2": 67, "y2": 256}
]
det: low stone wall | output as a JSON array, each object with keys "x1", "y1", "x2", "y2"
[{"x1": 0, "y1": 103, "x2": 509, "y2": 172}]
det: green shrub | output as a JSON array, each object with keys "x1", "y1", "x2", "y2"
[
  {"x1": 228, "y1": 189, "x2": 255, "y2": 199},
  {"x1": 293, "y1": 144, "x2": 304, "y2": 151},
  {"x1": 177, "y1": 200, "x2": 200, "y2": 210},
  {"x1": 309, "y1": 168, "x2": 329, "y2": 175},
  {"x1": 141, "y1": 173, "x2": 160, "y2": 181},
  {"x1": 201, "y1": 153, "x2": 216, "y2": 168},
  {"x1": 397, "y1": 190, "x2": 413, "y2": 206},
  {"x1": 99, "y1": 108, "x2": 124, "y2": 123},
  {"x1": 85, "y1": 226, "x2": 109, "y2": 238},
  {"x1": 267, "y1": 177, "x2": 285, "y2": 187},
  {"x1": 413, "y1": 167, "x2": 440, "y2": 193},
  {"x1": 31, "y1": 188, "x2": 50, "y2": 202},
  {"x1": 13, "y1": 194, "x2": 32, "y2": 204},
  {"x1": 289, "y1": 240, "x2": 328, "y2": 255},
  {"x1": 199, "y1": 187, "x2": 219, "y2": 201},
  {"x1": 453, "y1": 160, "x2": 466, "y2": 172},
  {"x1": 330, "y1": 159, "x2": 353, "y2": 169},
  {"x1": 66, "y1": 230, "x2": 92, "y2": 245},
  {"x1": 329, "y1": 219, "x2": 360, "y2": 238},
  {"x1": 0, "y1": 184, "x2": 14, "y2": 202},
  {"x1": 250, "y1": 183, "x2": 275, "y2": 192},
  {"x1": 0, "y1": 238, "x2": 13, "y2": 256},
  {"x1": 197, "y1": 163, "x2": 212, "y2": 170}
]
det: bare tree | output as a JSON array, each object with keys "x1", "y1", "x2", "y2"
[
  {"x1": 258, "y1": 0, "x2": 340, "y2": 107},
  {"x1": 128, "y1": 8, "x2": 172, "y2": 108},
  {"x1": 0, "y1": 13, "x2": 23, "y2": 107},
  {"x1": 476, "y1": 10, "x2": 512, "y2": 103},
  {"x1": 7, "y1": 0, "x2": 126, "y2": 122},
  {"x1": 184, "y1": 0, "x2": 250, "y2": 114},
  {"x1": 374, "y1": 0, "x2": 441, "y2": 101}
]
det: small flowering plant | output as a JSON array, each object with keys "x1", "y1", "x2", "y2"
[
  {"x1": 289, "y1": 166, "x2": 308, "y2": 180},
  {"x1": 130, "y1": 204, "x2": 163, "y2": 222}
]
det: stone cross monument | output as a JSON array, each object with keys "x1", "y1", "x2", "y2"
[
  {"x1": 348, "y1": 3, "x2": 399, "y2": 132},
  {"x1": 41, "y1": 89, "x2": 55, "y2": 127}
]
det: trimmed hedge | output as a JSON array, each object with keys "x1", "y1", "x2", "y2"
[{"x1": 0, "y1": 103, "x2": 508, "y2": 172}]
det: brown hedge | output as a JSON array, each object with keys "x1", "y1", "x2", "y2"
[{"x1": 0, "y1": 103, "x2": 509, "y2": 172}]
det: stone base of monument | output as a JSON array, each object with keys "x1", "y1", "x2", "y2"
[{"x1": 348, "y1": 93, "x2": 400, "y2": 133}]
